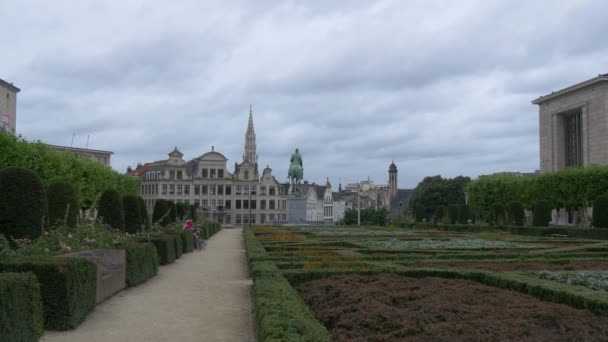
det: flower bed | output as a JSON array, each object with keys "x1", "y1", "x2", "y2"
[
  {"x1": 364, "y1": 238, "x2": 532, "y2": 250},
  {"x1": 538, "y1": 271, "x2": 608, "y2": 291}
]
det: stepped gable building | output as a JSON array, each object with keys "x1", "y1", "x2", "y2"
[
  {"x1": 533, "y1": 73, "x2": 608, "y2": 173},
  {"x1": 136, "y1": 108, "x2": 287, "y2": 226},
  {"x1": 0, "y1": 79, "x2": 20, "y2": 134}
]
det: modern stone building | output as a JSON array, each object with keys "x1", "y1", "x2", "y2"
[
  {"x1": 0, "y1": 79, "x2": 20, "y2": 134},
  {"x1": 134, "y1": 109, "x2": 287, "y2": 226},
  {"x1": 533, "y1": 74, "x2": 608, "y2": 173},
  {"x1": 47, "y1": 144, "x2": 113, "y2": 167}
]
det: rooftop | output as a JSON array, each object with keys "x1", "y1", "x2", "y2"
[
  {"x1": 0, "y1": 79, "x2": 20, "y2": 93},
  {"x1": 532, "y1": 73, "x2": 608, "y2": 105}
]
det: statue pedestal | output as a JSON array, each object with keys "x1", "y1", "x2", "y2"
[{"x1": 287, "y1": 193, "x2": 307, "y2": 224}]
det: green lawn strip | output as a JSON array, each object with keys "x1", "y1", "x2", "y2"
[
  {"x1": 536, "y1": 270, "x2": 608, "y2": 291},
  {"x1": 526, "y1": 241, "x2": 608, "y2": 255}
]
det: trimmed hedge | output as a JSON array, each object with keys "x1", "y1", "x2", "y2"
[
  {"x1": 152, "y1": 199, "x2": 171, "y2": 226},
  {"x1": 507, "y1": 201, "x2": 525, "y2": 226},
  {"x1": 122, "y1": 195, "x2": 142, "y2": 234},
  {"x1": 120, "y1": 242, "x2": 159, "y2": 287},
  {"x1": 180, "y1": 230, "x2": 195, "y2": 253},
  {"x1": 533, "y1": 200, "x2": 552, "y2": 227},
  {"x1": 592, "y1": 195, "x2": 608, "y2": 228},
  {"x1": 0, "y1": 167, "x2": 47, "y2": 239},
  {"x1": 447, "y1": 204, "x2": 458, "y2": 224},
  {"x1": 137, "y1": 196, "x2": 150, "y2": 230},
  {"x1": 146, "y1": 236, "x2": 176, "y2": 265},
  {"x1": 0, "y1": 257, "x2": 96, "y2": 330},
  {"x1": 426, "y1": 223, "x2": 608, "y2": 240},
  {"x1": 47, "y1": 180, "x2": 79, "y2": 228},
  {"x1": 0, "y1": 272, "x2": 44, "y2": 342},
  {"x1": 457, "y1": 204, "x2": 471, "y2": 224},
  {"x1": 98, "y1": 189, "x2": 125, "y2": 231}
]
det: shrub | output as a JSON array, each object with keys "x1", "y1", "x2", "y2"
[
  {"x1": 507, "y1": 201, "x2": 525, "y2": 226},
  {"x1": 491, "y1": 203, "x2": 506, "y2": 225},
  {"x1": 0, "y1": 167, "x2": 47, "y2": 239},
  {"x1": 457, "y1": 204, "x2": 471, "y2": 224},
  {"x1": 592, "y1": 195, "x2": 608, "y2": 228},
  {"x1": 119, "y1": 242, "x2": 159, "y2": 287},
  {"x1": 168, "y1": 234, "x2": 183, "y2": 258},
  {"x1": 175, "y1": 203, "x2": 188, "y2": 221},
  {"x1": 137, "y1": 197, "x2": 150, "y2": 230},
  {"x1": 146, "y1": 236, "x2": 176, "y2": 265},
  {"x1": 168, "y1": 201, "x2": 177, "y2": 223},
  {"x1": 47, "y1": 181, "x2": 79, "y2": 229},
  {"x1": 98, "y1": 189, "x2": 125, "y2": 231},
  {"x1": 447, "y1": 204, "x2": 459, "y2": 224},
  {"x1": 533, "y1": 200, "x2": 552, "y2": 227},
  {"x1": 0, "y1": 272, "x2": 44, "y2": 342},
  {"x1": 152, "y1": 199, "x2": 169, "y2": 225},
  {"x1": 122, "y1": 195, "x2": 142, "y2": 234},
  {"x1": 414, "y1": 205, "x2": 426, "y2": 222},
  {"x1": 433, "y1": 205, "x2": 445, "y2": 223},
  {"x1": 181, "y1": 230, "x2": 194, "y2": 253},
  {"x1": 0, "y1": 257, "x2": 96, "y2": 330}
]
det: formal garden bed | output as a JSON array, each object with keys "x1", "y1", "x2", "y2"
[{"x1": 245, "y1": 225, "x2": 608, "y2": 341}]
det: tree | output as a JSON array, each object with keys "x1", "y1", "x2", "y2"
[
  {"x1": 123, "y1": 195, "x2": 141, "y2": 233},
  {"x1": 152, "y1": 199, "x2": 172, "y2": 226},
  {"x1": 592, "y1": 195, "x2": 608, "y2": 228},
  {"x1": 98, "y1": 189, "x2": 125, "y2": 230},
  {"x1": 0, "y1": 167, "x2": 47, "y2": 239},
  {"x1": 507, "y1": 201, "x2": 525, "y2": 226},
  {"x1": 47, "y1": 181, "x2": 79, "y2": 228},
  {"x1": 137, "y1": 196, "x2": 150, "y2": 230},
  {"x1": 415, "y1": 205, "x2": 426, "y2": 222},
  {"x1": 457, "y1": 204, "x2": 471, "y2": 224},
  {"x1": 490, "y1": 203, "x2": 506, "y2": 226},
  {"x1": 408, "y1": 175, "x2": 471, "y2": 219},
  {"x1": 532, "y1": 200, "x2": 552, "y2": 227},
  {"x1": 433, "y1": 205, "x2": 446, "y2": 223},
  {"x1": 447, "y1": 204, "x2": 459, "y2": 224}
]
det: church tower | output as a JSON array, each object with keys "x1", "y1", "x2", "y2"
[
  {"x1": 243, "y1": 106, "x2": 258, "y2": 164},
  {"x1": 388, "y1": 161, "x2": 398, "y2": 199}
]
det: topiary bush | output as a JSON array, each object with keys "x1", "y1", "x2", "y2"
[
  {"x1": 137, "y1": 197, "x2": 150, "y2": 230},
  {"x1": 152, "y1": 199, "x2": 169, "y2": 225},
  {"x1": 447, "y1": 204, "x2": 459, "y2": 224},
  {"x1": 168, "y1": 201, "x2": 177, "y2": 223},
  {"x1": 98, "y1": 189, "x2": 125, "y2": 231},
  {"x1": 457, "y1": 204, "x2": 471, "y2": 224},
  {"x1": 0, "y1": 167, "x2": 47, "y2": 239},
  {"x1": 592, "y1": 195, "x2": 608, "y2": 228},
  {"x1": 146, "y1": 236, "x2": 176, "y2": 265},
  {"x1": 47, "y1": 181, "x2": 79, "y2": 229},
  {"x1": 0, "y1": 272, "x2": 44, "y2": 342},
  {"x1": 414, "y1": 205, "x2": 426, "y2": 222},
  {"x1": 533, "y1": 200, "x2": 552, "y2": 227},
  {"x1": 507, "y1": 201, "x2": 525, "y2": 226},
  {"x1": 119, "y1": 242, "x2": 159, "y2": 287},
  {"x1": 433, "y1": 205, "x2": 445, "y2": 223},
  {"x1": 122, "y1": 195, "x2": 141, "y2": 234}
]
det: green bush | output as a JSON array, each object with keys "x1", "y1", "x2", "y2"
[
  {"x1": 507, "y1": 201, "x2": 525, "y2": 226},
  {"x1": 0, "y1": 167, "x2": 47, "y2": 240},
  {"x1": 457, "y1": 204, "x2": 471, "y2": 224},
  {"x1": 146, "y1": 236, "x2": 176, "y2": 265},
  {"x1": 119, "y1": 242, "x2": 159, "y2": 287},
  {"x1": 122, "y1": 195, "x2": 142, "y2": 234},
  {"x1": 0, "y1": 272, "x2": 44, "y2": 342},
  {"x1": 447, "y1": 204, "x2": 458, "y2": 224},
  {"x1": 533, "y1": 200, "x2": 552, "y2": 227},
  {"x1": 172, "y1": 234, "x2": 183, "y2": 258},
  {"x1": 98, "y1": 189, "x2": 125, "y2": 231},
  {"x1": 47, "y1": 181, "x2": 79, "y2": 229},
  {"x1": 152, "y1": 199, "x2": 172, "y2": 226},
  {"x1": 433, "y1": 205, "x2": 445, "y2": 223},
  {"x1": 490, "y1": 203, "x2": 506, "y2": 225},
  {"x1": 168, "y1": 201, "x2": 177, "y2": 223},
  {"x1": 414, "y1": 205, "x2": 426, "y2": 222},
  {"x1": 175, "y1": 203, "x2": 188, "y2": 221},
  {"x1": 0, "y1": 257, "x2": 96, "y2": 330},
  {"x1": 180, "y1": 230, "x2": 194, "y2": 253},
  {"x1": 592, "y1": 195, "x2": 608, "y2": 228},
  {"x1": 137, "y1": 197, "x2": 150, "y2": 230}
]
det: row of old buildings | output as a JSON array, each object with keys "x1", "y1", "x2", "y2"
[{"x1": 129, "y1": 109, "x2": 412, "y2": 225}]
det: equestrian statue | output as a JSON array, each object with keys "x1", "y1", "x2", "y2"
[{"x1": 288, "y1": 148, "x2": 304, "y2": 194}]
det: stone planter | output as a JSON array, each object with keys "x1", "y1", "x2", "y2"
[{"x1": 58, "y1": 250, "x2": 126, "y2": 303}]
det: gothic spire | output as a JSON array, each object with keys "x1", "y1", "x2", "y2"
[{"x1": 244, "y1": 106, "x2": 258, "y2": 164}]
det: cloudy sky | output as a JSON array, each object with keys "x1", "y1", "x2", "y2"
[{"x1": 3, "y1": 1, "x2": 608, "y2": 188}]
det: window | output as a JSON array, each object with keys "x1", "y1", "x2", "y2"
[
  {"x1": 279, "y1": 187, "x2": 283, "y2": 195},
  {"x1": 170, "y1": 170, "x2": 175, "y2": 179},
  {"x1": 251, "y1": 186, "x2": 257, "y2": 194},
  {"x1": 260, "y1": 186, "x2": 266, "y2": 195},
  {"x1": 236, "y1": 214, "x2": 242, "y2": 224},
  {"x1": 243, "y1": 200, "x2": 249, "y2": 209},
  {"x1": 217, "y1": 199, "x2": 223, "y2": 208},
  {"x1": 225, "y1": 200, "x2": 232, "y2": 209},
  {"x1": 177, "y1": 171, "x2": 183, "y2": 180},
  {"x1": 218, "y1": 169, "x2": 224, "y2": 178},
  {"x1": 210, "y1": 169, "x2": 216, "y2": 178},
  {"x1": 564, "y1": 110, "x2": 583, "y2": 167},
  {"x1": 162, "y1": 184, "x2": 167, "y2": 194},
  {"x1": 217, "y1": 185, "x2": 224, "y2": 195},
  {"x1": 243, "y1": 186, "x2": 249, "y2": 195},
  {"x1": 194, "y1": 201, "x2": 200, "y2": 208},
  {"x1": 225, "y1": 214, "x2": 231, "y2": 224},
  {"x1": 269, "y1": 200, "x2": 275, "y2": 210},
  {"x1": 155, "y1": 184, "x2": 159, "y2": 194},
  {"x1": 260, "y1": 200, "x2": 266, "y2": 209},
  {"x1": 194, "y1": 185, "x2": 200, "y2": 195},
  {"x1": 169, "y1": 185, "x2": 175, "y2": 194},
  {"x1": 244, "y1": 170, "x2": 249, "y2": 179},
  {"x1": 210, "y1": 185, "x2": 216, "y2": 195},
  {"x1": 236, "y1": 186, "x2": 242, "y2": 195},
  {"x1": 260, "y1": 214, "x2": 266, "y2": 223},
  {"x1": 236, "y1": 200, "x2": 241, "y2": 209},
  {"x1": 184, "y1": 185, "x2": 190, "y2": 194},
  {"x1": 202, "y1": 169, "x2": 208, "y2": 178},
  {"x1": 202, "y1": 185, "x2": 208, "y2": 195},
  {"x1": 225, "y1": 185, "x2": 232, "y2": 195},
  {"x1": 251, "y1": 200, "x2": 256, "y2": 209},
  {"x1": 269, "y1": 187, "x2": 276, "y2": 195},
  {"x1": 202, "y1": 200, "x2": 208, "y2": 208},
  {"x1": 211, "y1": 199, "x2": 216, "y2": 208},
  {"x1": 269, "y1": 213, "x2": 275, "y2": 221},
  {"x1": 243, "y1": 214, "x2": 249, "y2": 224},
  {"x1": 250, "y1": 214, "x2": 255, "y2": 224},
  {"x1": 177, "y1": 185, "x2": 183, "y2": 194}
]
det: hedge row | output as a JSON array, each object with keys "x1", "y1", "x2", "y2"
[
  {"x1": 145, "y1": 236, "x2": 177, "y2": 265},
  {"x1": 0, "y1": 272, "x2": 44, "y2": 342},
  {"x1": 120, "y1": 242, "x2": 159, "y2": 287},
  {"x1": 423, "y1": 223, "x2": 608, "y2": 240},
  {"x1": 181, "y1": 230, "x2": 194, "y2": 253},
  {"x1": 202, "y1": 222, "x2": 221, "y2": 239},
  {"x1": 0, "y1": 257, "x2": 96, "y2": 330}
]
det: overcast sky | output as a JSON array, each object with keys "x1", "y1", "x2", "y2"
[{"x1": 3, "y1": 1, "x2": 608, "y2": 188}]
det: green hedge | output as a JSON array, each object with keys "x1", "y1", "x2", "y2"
[
  {"x1": 98, "y1": 189, "x2": 125, "y2": 231},
  {"x1": 592, "y1": 195, "x2": 608, "y2": 228},
  {"x1": 417, "y1": 223, "x2": 608, "y2": 240},
  {"x1": 244, "y1": 228, "x2": 268, "y2": 263},
  {"x1": 180, "y1": 230, "x2": 194, "y2": 253},
  {"x1": 47, "y1": 180, "x2": 79, "y2": 229},
  {"x1": 120, "y1": 242, "x2": 159, "y2": 287},
  {"x1": 145, "y1": 236, "x2": 176, "y2": 265},
  {"x1": 165, "y1": 234, "x2": 183, "y2": 259},
  {"x1": 0, "y1": 272, "x2": 44, "y2": 342},
  {"x1": 0, "y1": 257, "x2": 96, "y2": 330},
  {"x1": 122, "y1": 195, "x2": 142, "y2": 234}
]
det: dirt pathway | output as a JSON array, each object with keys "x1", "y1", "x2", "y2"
[{"x1": 41, "y1": 228, "x2": 255, "y2": 342}]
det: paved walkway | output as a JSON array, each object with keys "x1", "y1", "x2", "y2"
[{"x1": 42, "y1": 228, "x2": 255, "y2": 342}]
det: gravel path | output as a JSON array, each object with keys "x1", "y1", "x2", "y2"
[{"x1": 41, "y1": 228, "x2": 255, "y2": 342}]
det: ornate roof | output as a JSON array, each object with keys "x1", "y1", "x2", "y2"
[{"x1": 389, "y1": 161, "x2": 397, "y2": 172}]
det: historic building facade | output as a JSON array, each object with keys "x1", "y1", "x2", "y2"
[
  {"x1": 134, "y1": 109, "x2": 287, "y2": 225},
  {"x1": 0, "y1": 79, "x2": 20, "y2": 134},
  {"x1": 533, "y1": 74, "x2": 608, "y2": 173}
]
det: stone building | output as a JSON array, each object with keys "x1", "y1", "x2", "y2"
[
  {"x1": 47, "y1": 144, "x2": 113, "y2": 167},
  {"x1": 134, "y1": 109, "x2": 287, "y2": 226},
  {"x1": 0, "y1": 79, "x2": 20, "y2": 134},
  {"x1": 533, "y1": 74, "x2": 608, "y2": 173}
]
